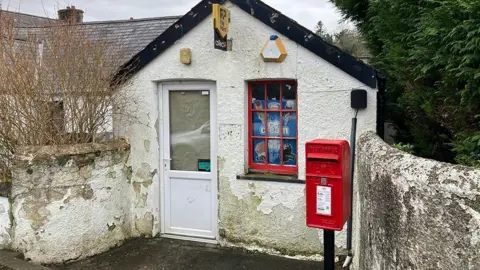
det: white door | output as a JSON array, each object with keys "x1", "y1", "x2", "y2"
[{"x1": 161, "y1": 83, "x2": 217, "y2": 240}]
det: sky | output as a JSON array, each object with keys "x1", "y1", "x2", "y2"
[{"x1": 0, "y1": 0, "x2": 350, "y2": 33}]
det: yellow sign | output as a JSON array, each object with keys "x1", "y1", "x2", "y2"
[
  {"x1": 213, "y1": 4, "x2": 230, "y2": 39},
  {"x1": 261, "y1": 35, "x2": 287, "y2": 63}
]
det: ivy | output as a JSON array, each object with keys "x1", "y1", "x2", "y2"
[{"x1": 331, "y1": 0, "x2": 480, "y2": 168}]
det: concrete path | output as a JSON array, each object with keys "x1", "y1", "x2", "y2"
[
  {"x1": 51, "y1": 238, "x2": 329, "y2": 270},
  {"x1": 0, "y1": 250, "x2": 50, "y2": 270}
]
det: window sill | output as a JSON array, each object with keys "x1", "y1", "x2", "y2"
[{"x1": 236, "y1": 173, "x2": 305, "y2": 184}]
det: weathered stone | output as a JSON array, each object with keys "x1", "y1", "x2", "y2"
[
  {"x1": 0, "y1": 182, "x2": 11, "y2": 197},
  {"x1": 0, "y1": 197, "x2": 10, "y2": 248},
  {"x1": 355, "y1": 132, "x2": 480, "y2": 270},
  {"x1": 135, "y1": 212, "x2": 154, "y2": 236},
  {"x1": 8, "y1": 141, "x2": 132, "y2": 264},
  {"x1": 144, "y1": 140, "x2": 151, "y2": 153}
]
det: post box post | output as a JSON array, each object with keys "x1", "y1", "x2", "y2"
[{"x1": 305, "y1": 139, "x2": 351, "y2": 270}]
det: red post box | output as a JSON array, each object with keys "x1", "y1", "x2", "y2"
[{"x1": 305, "y1": 139, "x2": 351, "y2": 231}]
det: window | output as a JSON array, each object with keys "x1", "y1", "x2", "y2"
[{"x1": 248, "y1": 81, "x2": 298, "y2": 175}]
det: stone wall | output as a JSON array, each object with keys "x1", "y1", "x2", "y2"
[
  {"x1": 8, "y1": 141, "x2": 132, "y2": 264},
  {"x1": 0, "y1": 196, "x2": 11, "y2": 247},
  {"x1": 355, "y1": 132, "x2": 480, "y2": 270}
]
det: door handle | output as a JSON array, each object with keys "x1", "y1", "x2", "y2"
[{"x1": 164, "y1": 157, "x2": 172, "y2": 161}]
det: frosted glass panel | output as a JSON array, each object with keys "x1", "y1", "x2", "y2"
[{"x1": 169, "y1": 91, "x2": 210, "y2": 171}]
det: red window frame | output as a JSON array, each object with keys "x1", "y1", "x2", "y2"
[{"x1": 248, "y1": 80, "x2": 298, "y2": 175}]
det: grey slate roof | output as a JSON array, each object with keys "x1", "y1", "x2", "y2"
[
  {"x1": 79, "y1": 17, "x2": 180, "y2": 64},
  {"x1": 14, "y1": 15, "x2": 180, "y2": 66},
  {"x1": 0, "y1": 10, "x2": 56, "y2": 27}
]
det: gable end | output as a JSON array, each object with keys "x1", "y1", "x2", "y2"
[
  {"x1": 231, "y1": 0, "x2": 377, "y2": 88},
  {"x1": 115, "y1": 0, "x2": 377, "y2": 88}
]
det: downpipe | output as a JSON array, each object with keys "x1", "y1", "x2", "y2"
[{"x1": 343, "y1": 116, "x2": 357, "y2": 268}]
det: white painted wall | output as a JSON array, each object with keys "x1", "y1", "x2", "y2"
[
  {"x1": 0, "y1": 197, "x2": 11, "y2": 248},
  {"x1": 356, "y1": 132, "x2": 480, "y2": 270},
  {"x1": 116, "y1": 1, "x2": 377, "y2": 255},
  {"x1": 10, "y1": 144, "x2": 132, "y2": 264}
]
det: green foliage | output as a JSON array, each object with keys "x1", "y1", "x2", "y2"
[
  {"x1": 392, "y1": 143, "x2": 415, "y2": 154},
  {"x1": 451, "y1": 132, "x2": 480, "y2": 168},
  {"x1": 331, "y1": 0, "x2": 480, "y2": 167},
  {"x1": 315, "y1": 21, "x2": 370, "y2": 58}
]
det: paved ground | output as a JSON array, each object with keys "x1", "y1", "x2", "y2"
[
  {"x1": 51, "y1": 238, "x2": 329, "y2": 270},
  {"x1": 1, "y1": 238, "x2": 346, "y2": 270},
  {"x1": 0, "y1": 250, "x2": 49, "y2": 270}
]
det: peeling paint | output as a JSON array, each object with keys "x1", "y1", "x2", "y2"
[
  {"x1": 270, "y1": 13, "x2": 278, "y2": 24},
  {"x1": 219, "y1": 176, "x2": 322, "y2": 256},
  {"x1": 135, "y1": 162, "x2": 154, "y2": 182},
  {"x1": 0, "y1": 197, "x2": 12, "y2": 248},
  {"x1": 114, "y1": 3, "x2": 376, "y2": 257},
  {"x1": 9, "y1": 143, "x2": 132, "y2": 264},
  {"x1": 356, "y1": 132, "x2": 480, "y2": 269},
  {"x1": 144, "y1": 140, "x2": 151, "y2": 153},
  {"x1": 135, "y1": 212, "x2": 154, "y2": 236},
  {"x1": 107, "y1": 223, "x2": 116, "y2": 231}
]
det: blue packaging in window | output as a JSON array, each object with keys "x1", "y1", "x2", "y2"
[
  {"x1": 268, "y1": 100, "x2": 281, "y2": 110},
  {"x1": 282, "y1": 99, "x2": 296, "y2": 110},
  {"x1": 283, "y1": 113, "x2": 297, "y2": 137},
  {"x1": 252, "y1": 112, "x2": 265, "y2": 136},
  {"x1": 283, "y1": 140, "x2": 297, "y2": 165},
  {"x1": 252, "y1": 99, "x2": 265, "y2": 110},
  {"x1": 268, "y1": 140, "x2": 281, "y2": 165},
  {"x1": 252, "y1": 139, "x2": 266, "y2": 164},
  {"x1": 268, "y1": 113, "x2": 281, "y2": 136}
]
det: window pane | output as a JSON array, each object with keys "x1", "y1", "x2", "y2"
[
  {"x1": 252, "y1": 139, "x2": 266, "y2": 164},
  {"x1": 251, "y1": 84, "x2": 265, "y2": 110},
  {"x1": 282, "y1": 112, "x2": 297, "y2": 138},
  {"x1": 283, "y1": 140, "x2": 297, "y2": 166},
  {"x1": 252, "y1": 112, "x2": 266, "y2": 136},
  {"x1": 169, "y1": 91, "x2": 210, "y2": 171},
  {"x1": 268, "y1": 139, "x2": 281, "y2": 165},
  {"x1": 267, "y1": 112, "x2": 281, "y2": 137},
  {"x1": 282, "y1": 83, "x2": 297, "y2": 110},
  {"x1": 267, "y1": 84, "x2": 281, "y2": 110}
]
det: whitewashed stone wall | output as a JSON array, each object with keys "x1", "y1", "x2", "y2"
[
  {"x1": 355, "y1": 132, "x2": 480, "y2": 270},
  {"x1": 0, "y1": 196, "x2": 11, "y2": 248},
  {"x1": 116, "y1": 1, "x2": 377, "y2": 256},
  {"x1": 9, "y1": 141, "x2": 132, "y2": 264}
]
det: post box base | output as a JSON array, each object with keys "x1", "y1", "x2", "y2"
[{"x1": 306, "y1": 222, "x2": 344, "y2": 231}]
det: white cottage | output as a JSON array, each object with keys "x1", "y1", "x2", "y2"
[{"x1": 114, "y1": 0, "x2": 381, "y2": 256}]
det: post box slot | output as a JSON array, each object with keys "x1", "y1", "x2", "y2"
[{"x1": 307, "y1": 153, "x2": 340, "y2": 162}]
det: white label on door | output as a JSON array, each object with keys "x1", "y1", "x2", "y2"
[{"x1": 316, "y1": 186, "x2": 332, "y2": 216}]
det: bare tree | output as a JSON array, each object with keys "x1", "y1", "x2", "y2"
[
  {"x1": 334, "y1": 29, "x2": 369, "y2": 58},
  {"x1": 314, "y1": 21, "x2": 334, "y2": 44},
  {"x1": 0, "y1": 11, "x2": 136, "y2": 180}
]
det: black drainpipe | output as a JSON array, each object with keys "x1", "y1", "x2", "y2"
[{"x1": 376, "y1": 72, "x2": 387, "y2": 139}]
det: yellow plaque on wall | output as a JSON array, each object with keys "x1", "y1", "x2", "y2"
[
  {"x1": 213, "y1": 4, "x2": 230, "y2": 39},
  {"x1": 261, "y1": 35, "x2": 287, "y2": 63}
]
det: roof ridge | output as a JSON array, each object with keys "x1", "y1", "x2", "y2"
[
  {"x1": 82, "y1": 16, "x2": 182, "y2": 25},
  {"x1": 0, "y1": 9, "x2": 56, "y2": 20},
  {"x1": 14, "y1": 15, "x2": 182, "y2": 29}
]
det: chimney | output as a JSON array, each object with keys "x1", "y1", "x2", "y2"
[{"x1": 58, "y1": 5, "x2": 84, "y2": 24}]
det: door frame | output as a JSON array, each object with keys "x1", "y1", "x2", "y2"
[{"x1": 158, "y1": 82, "x2": 218, "y2": 242}]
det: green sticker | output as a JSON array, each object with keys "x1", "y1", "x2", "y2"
[{"x1": 198, "y1": 159, "x2": 211, "y2": 172}]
